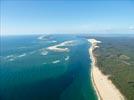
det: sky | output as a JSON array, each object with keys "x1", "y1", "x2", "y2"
[{"x1": 1, "y1": 0, "x2": 134, "y2": 35}]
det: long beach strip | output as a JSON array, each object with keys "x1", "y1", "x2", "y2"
[{"x1": 88, "y1": 39, "x2": 124, "y2": 100}]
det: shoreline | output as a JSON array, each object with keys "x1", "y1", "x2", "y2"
[{"x1": 88, "y1": 39, "x2": 124, "y2": 100}]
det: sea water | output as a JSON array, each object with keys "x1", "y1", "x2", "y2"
[{"x1": 0, "y1": 34, "x2": 97, "y2": 100}]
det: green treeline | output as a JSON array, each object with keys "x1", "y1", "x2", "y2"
[{"x1": 94, "y1": 37, "x2": 134, "y2": 100}]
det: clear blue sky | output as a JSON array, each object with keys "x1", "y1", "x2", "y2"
[{"x1": 1, "y1": 0, "x2": 134, "y2": 35}]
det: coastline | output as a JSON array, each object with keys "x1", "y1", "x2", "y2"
[{"x1": 88, "y1": 39, "x2": 124, "y2": 100}]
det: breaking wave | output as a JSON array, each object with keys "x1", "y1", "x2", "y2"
[
  {"x1": 39, "y1": 48, "x2": 48, "y2": 56},
  {"x1": 4, "y1": 53, "x2": 27, "y2": 61},
  {"x1": 52, "y1": 60, "x2": 60, "y2": 64},
  {"x1": 65, "y1": 56, "x2": 69, "y2": 61}
]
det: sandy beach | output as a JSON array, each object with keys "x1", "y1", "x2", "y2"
[{"x1": 88, "y1": 39, "x2": 124, "y2": 100}]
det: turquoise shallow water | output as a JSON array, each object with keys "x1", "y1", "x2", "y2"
[{"x1": 0, "y1": 34, "x2": 97, "y2": 100}]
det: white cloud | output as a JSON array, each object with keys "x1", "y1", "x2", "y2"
[{"x1": 129, "y1": 26, "x2": 134, "y2": 30}]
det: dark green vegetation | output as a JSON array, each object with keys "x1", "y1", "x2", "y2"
[{"x1": 94, "y1": 37, "x2": 134, "y2": 100}]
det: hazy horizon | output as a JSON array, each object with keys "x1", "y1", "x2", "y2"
[{"x1": 1, "y1": 0, "x2": 134, "y2": 35}]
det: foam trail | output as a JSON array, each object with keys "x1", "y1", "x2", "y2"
[
  {"x1": 40, "y1": 48, "x2": 48, "y2": 56},
  {"x1": 5, "y1": 53, "x2": 27, "y2": 62},
  {"x1": 9, "y1": 58, "x2": 15, "y2": 61},
  {"x1": 6, "y1": 55, "x2": 14, "y2": 59},
  {"x1": 38, "y1": 34, "x2": 48, "y2": 40},
  {"x1": 18, "y1": 53, "x2": 26, "y2": 58},
  {"x1": 52, "y1": 40, "x2": 57, "y2": 43},
  {"x1": 52, "y1": 60, "x2": 60, "y2": 64},
  {"x1": 65, "y1": 56, "x2": 69, "y2": 61},
  {"x1": 41, "y1": 51, "x2": 48, "y2": 56},
  {"x1": 38, "y1": 35, "x2": 45, "y2": 40}
]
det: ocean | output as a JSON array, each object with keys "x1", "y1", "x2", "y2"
[{"x1": 0, "y1": 34, "x2": 97, "y2": 100}]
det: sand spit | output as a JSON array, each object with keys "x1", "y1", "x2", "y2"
[{"x1": 47, "y1": 40, "x2": 75, "y2": 52}]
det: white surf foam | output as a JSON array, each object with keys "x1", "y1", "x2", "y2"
[
  {"x1": 5, "y1": 55, "x2": 16, "y2": 62},
  {"x1": 52, "y1": 40, "x2": 57, "y2": 43},
  {"x1": 9, "y1": 58, "x2": 15, "y2": 61},
  {"x1": 5, "y1": 55, "x2": 14, "y2": 59},
  {"x1": 52, "y1": 60, "x2": 60, "y2": 64},
  {"x1": 5, "y1": 53, "x2": 27, "y2": 62},
  {"x1": 65, "y1": 56, "x2": 69, "y2": 61},
  {"x1": 88, "y1": 39, "x2": 101, "y2": 44},
  {"x1": 38, "y1": 34, "x2": 48, "y2": 40},
  {"x1": 41, "y1": 51, "x2": 48, "y2": 56},
  {"x1": 38, "y1": 35, "x2": 45, "y2": 40},
  {"x1": 39, "y1": 48, "x2": 48, "y2": 56},
  {"x1": 18, "y1": 53, "x2": 26, "y2": 58}
]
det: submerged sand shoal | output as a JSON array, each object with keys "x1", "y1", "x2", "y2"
[{"x1": 88, "y1": 39, "x2": 124, "y2": 100}]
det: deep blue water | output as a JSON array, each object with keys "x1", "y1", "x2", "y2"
[{"x1": 0, "y1": 34, "x2": 97, "y2": 100}]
